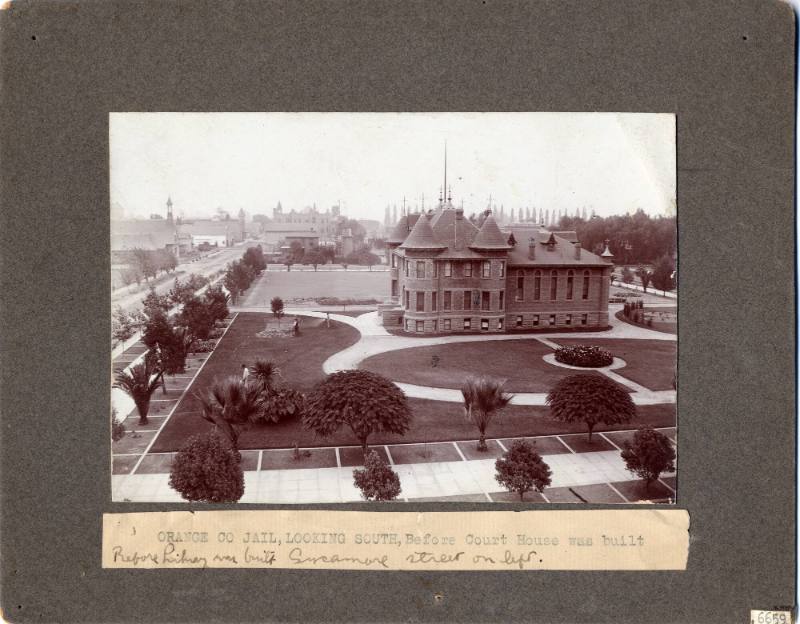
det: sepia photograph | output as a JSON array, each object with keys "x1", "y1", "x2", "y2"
[{"x1": 110, "y1": 112, "x2": 677, "y2": 504}]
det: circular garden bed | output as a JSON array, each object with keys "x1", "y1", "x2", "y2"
[{"x1": 554, "y1": 345, "x2": 613, "y2": 368}]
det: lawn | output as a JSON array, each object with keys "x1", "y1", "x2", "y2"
[
  {"x1": 239, "y1": 271, "x2": 389, "y2": 307},
  {"x1": 153, "y1": 392, "x2": 676, "y2": 452},
  {"x1": 359, "y1": 339, "x2": 612, "y2": 393},
  {"x1": 150, "y1": 312, "x2": 360, "y2": 452},
  {"x1": 554, "y1": 338, "x2": 676, "y2": 391}
]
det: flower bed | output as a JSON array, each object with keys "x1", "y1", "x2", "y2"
[
  {"x1": 554, "y1": 345, "x2": 613, "y2": 368},
  {"x1": 191, "y1": 339, "x2": 217, "y2": 353}
]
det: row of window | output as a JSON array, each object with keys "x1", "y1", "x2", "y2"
[
  {"x1": 404, "y1": 313, "x2": 593, "y2": 333},
  {"x1": 515, "y1": 270, "x2": 593, "y2": 301},
  {"x1": 514, "y1": 313, "x2": 590, "y2": 327},
  {"x1": 405, "y1": 318, "x2": 505, "y2": 332},
  {"x1": 404, "y1": 289, "x2": 505, "y2": 312},
  {"x1": 396, "y1": 257, "x2": 505, "y2": 279}
]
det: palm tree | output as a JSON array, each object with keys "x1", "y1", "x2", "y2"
[
  {"x1": 461, "y1": 376, "x2": 513, "y2": 452},
  {"x1": 198, "y1": 377, "x2": 263, "y2": 450},
  {"x1": 249, "y1": 359, "x2": 281, "y2": 393},
  {"x1": 114, "y1": 361, "x2": 163, "y2": 426}
]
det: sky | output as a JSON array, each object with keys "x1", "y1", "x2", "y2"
[{"x1": 110, "y1": 112, "x2": 676, "y2": 221}]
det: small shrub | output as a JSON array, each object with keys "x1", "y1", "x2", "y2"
[
  {"x1": 208, "y1": 327, "x2": 224, "y2": 339},
  {"x1": 555, "y1": 345, "x2": 613, "y2": 368},
  {"x1": 353, "y1": 451, "x2": 402, "y2": 501},
  {"x1": 257, "y1": 387, "x2": 305, "y2": 424},
  {"x1": 495, "y1": 439, "x2": 552, "y2": 501},
  {"x1": 169, "y1": 431, "x2": 244, "y2": 502}
]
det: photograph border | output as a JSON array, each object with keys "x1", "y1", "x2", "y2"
[{"x1": 0, "y1": 2, "x2": 795, "y2": 622}]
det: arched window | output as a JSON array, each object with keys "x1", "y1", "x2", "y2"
[
  {"x1": 566, "y1": 270, "x2": 574, "y2": 300},
  {"x1": 533, "y1": 270, "x2": 541, "y2": 300},
  {"x1": 582, "y1": 270, "x2": 590, "y2": 299},
  {"x1": 550, "y1": 270, "x2": 558, "y2": 300},
  {"x1": 515, "y1": 269, "x2": 524, "y2": 301}
]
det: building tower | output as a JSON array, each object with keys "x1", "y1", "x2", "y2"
[{"x1": 166, "y1": 196, "x2": 174, "y2": 224}]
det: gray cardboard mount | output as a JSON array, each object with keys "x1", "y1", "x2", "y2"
[{"x1": 0, "y1": 1, "x2": 795, "y2": 623}]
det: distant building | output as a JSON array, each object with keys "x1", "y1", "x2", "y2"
[
  {"x1": 357, "y1": 219, "x2": 381, "y2": 241},
  {"x1": 111, "y1": 197, "x2": 192, "y2": 256},
  {"x1": 380, "y1": 198, "x2": 613, "y2": 334},
  {"x1": 281, "y1": 234, "x2": 320, "y2": 253},
  {"x1": 271, "y1": 202, "x2": 338, "y2": 241},
  {"x1": 180, "y1": 208, "x2": 246, "y2": 247}
]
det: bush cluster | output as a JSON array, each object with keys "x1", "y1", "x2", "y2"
[
  {"x1": 353, "y1": 451, "x2": 402, "y2": 501},
  {"x1": 191, "y1": 339, "x2": 217, "y2": 353},
  {"x1": 554, "y1": 345, "x2": 613, "y2": 368},
  {"x1": 169, "y1": 432, "x2": 244, "y2": 502}
]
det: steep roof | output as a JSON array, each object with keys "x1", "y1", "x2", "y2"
[
  {"x1": 503, "y1": 225, "x2": 610, "y2": 267},
  {"x1": 386, "y1": 213, "x2": 420, "y2": 244},
  {"x1": 429, "y1": 208, "x2": 479, "y2": 250},
  {"x1": 399, "y1": 213, "x2": 446, "y2": 250},
  {"x1": 470, "y1": 213, "x2": 512, "y2": 250}
]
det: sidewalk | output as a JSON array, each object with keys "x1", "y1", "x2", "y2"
[{"x1": 112, "y1": 428, "x2": 676, "y2": 504}]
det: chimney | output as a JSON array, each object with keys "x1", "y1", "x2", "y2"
[
  {"x1": 528, "y1": 238, "x2": 536, "y2": 260},
  {"x1": 574, "y1": 242, "x2": 581, "y2": 260}
]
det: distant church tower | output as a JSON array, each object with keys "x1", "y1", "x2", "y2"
[{"x1": 166, "y1": 196, "x2": 174, "y2": 224}]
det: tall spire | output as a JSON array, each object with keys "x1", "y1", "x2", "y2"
[{"x1": 443, "y1": 141, "x2": 447, "y2": 205}]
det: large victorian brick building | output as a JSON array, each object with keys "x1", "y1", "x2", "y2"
[{"x1": 379, "y1": 199, "x2": 613, "y2": 334}]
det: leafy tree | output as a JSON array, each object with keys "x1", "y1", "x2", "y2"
[
  {"x1": 283, "y1": 240, "x2": 305, "y2": 271},
  {"x1": 169, "y1": 431, "x2": 244, "y2": 502},
  {"x1": 495, "y1": 440, "x2": 552, "y2": 501},
  {"x1": 621, "y1": 267, "x2": 634, "y2": 284},
  {"x1": 224, "y1": 260, "x2": 256, "y2": 303},
  {"x1": 636, "y1": 266, "x2": 652, "y2": 292},
  {"x1": 177, "y1": 296, "x2": 215, "y2": 340},
  {"x1": 112, "y1": 306, "x2": 138, "y2": 347},
  {"x1": 546, "y1": 374, "x2": 636, "y2": 442},
  {"x1": 142, "y1": 287, "x2": 172, "y2": 318},
  {"x1": 650, "y1": 255, "x2": 675, "y2": 293},
  {"x1": 156, "y1": 249, "x2": 178, "y2": 275},
  {"x1": 113, "y1": 360, "x2": 162, "y2": 425},
  {"x1": 462, "y1": 376, "x2": 512, "y2": 451},
  {"x1": 131, "y1": 248, "x2": 158, "y2": 281},
  {"x1": 320, "y1": 246, "x2": 336, "y2": 264},
  {"x1": 119, "y1": 266, "x2": 143, "y2": 287},
  {"x1": 198, "y1": 377, "x2": 263, "y2": 450},
  {"x1": 302, "y1": 246, "x2": 325, "y2": 271},
  {"x1": 353, "y1": 451, "x2": 402, "y2": 501},
  {"x1": 621, "y1": 427, "x2": 676, "y2": 491},
  {"x1": 242, "y1": 245, "x2": 267, "y2": 272},
  {"x1": 168, "y1": 274, "x2": 209, "y2": 306},
  {"x1": 345, "y1": 249, "x2": 382, "y2": 269},
  {"x1": 270, "y1": 297, "x2": 285, "y2": 323},
  {"x1": 142, "y1": 309, "x2": 192, "y2": 374},
  {"x1": 204, "y1": 285, "x2": 230, "y2": 324},
  {"x1": 556, "y1": 210, "x2": 676, "y2": 265},
  {"x1": 303, "y1": 370, "x2": 411, "y2": 456}
]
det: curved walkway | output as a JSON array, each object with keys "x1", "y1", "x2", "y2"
[{"x1": 232, "y1": 304, "x2": 676, "y2": 406}]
